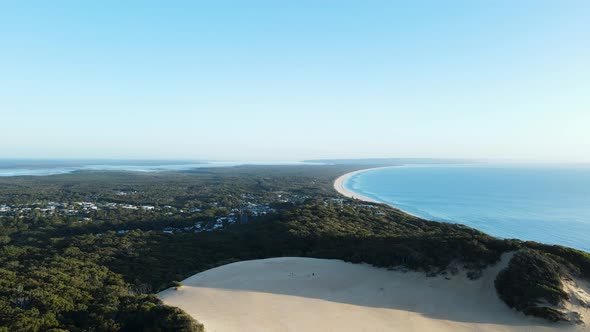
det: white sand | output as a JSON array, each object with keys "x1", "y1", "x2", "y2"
[
  {"x1": 158, "y1": 255, "x2": 589, "y2": 332},
  {"x1": 333, "y1": 167, "x2": 395, "y2": 203}
]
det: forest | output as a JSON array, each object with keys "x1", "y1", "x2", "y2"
[{"x1": 1, "y1": 164, "x2": 589, "y2": 331}]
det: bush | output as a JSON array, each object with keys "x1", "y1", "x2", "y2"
[{"x1": 495, "y1": 249, "x2": 569, "y2": 321}]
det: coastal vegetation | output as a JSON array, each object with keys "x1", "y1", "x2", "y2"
[
  {"x1": 495, "y1": 248, "x2": 590, "y2": 322},
  {"x1": 0, "y1": 165, "x2": 589, "y2": 330},
  {"x1": 495, "y1": 249, "x2": 569, "y2": 321}
]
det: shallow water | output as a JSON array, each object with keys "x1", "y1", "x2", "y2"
[{"x1": 345, "y1": 164, "x2": 590, "y2": 252}]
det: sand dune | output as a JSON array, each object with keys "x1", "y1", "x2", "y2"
[{"x1": 158, "y1": 255, "x2": 589, "y2": 332}]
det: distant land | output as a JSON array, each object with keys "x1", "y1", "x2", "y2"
[
  {"x1": 304, "y1": 158, "x2": 477, "y2": 165},
  {"x1": 0, "y1": 159, "x2": 206, "y2": 169},
  {"x1": 0, "y1": 159, "x2": 321, "y2": 177}
]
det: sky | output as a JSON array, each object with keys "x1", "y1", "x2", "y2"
[{"x1": 1, "y1": 1, "x2": 589, "y2": 162}]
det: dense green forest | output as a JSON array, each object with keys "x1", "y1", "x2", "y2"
[{"x1": 1, "y1": 165, "x2": 589, "y2": 330}]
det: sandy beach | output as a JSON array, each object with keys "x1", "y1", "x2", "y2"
[
  {"x1": 333, "y1": 166, "x2": 431, "y2": 219},
  {"x1": 333, "y1": 167, "x2": 395, "y2": 203},
  {"x1": 158, "y1": 256, "x2": 589, "y2": 332}
]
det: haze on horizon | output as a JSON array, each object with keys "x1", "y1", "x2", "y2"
[{"x1": 1, "y1": 1, "x2": 588, "y2": 163}]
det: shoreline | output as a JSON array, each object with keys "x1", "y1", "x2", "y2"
[
  {"x1": 334, "y1": 166, "x2": 590, "y2": 254},
  {"x1": 333, "y1": 166, "x2": 395, "y2": 204},
  {"x1": 333, "y1": 166, "x2": 426, "y2": 219}
]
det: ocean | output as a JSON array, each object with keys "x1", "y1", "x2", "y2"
[{"x1": 345, "y1": 164, "x2": 590, "y2": 252}]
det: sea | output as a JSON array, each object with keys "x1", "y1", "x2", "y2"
[{"x1": 345, "y1": 164, "x2": 590, "y2": 252}]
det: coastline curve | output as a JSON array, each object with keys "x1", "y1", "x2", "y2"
[
  {"x1": 333, "y1": 166, "x2": 426, "y2": 219},
  {"x1": 333, "y1": 167, "x2": 395, "y2": 204}
]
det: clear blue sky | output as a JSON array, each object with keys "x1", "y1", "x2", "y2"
[{"x1": 1, "y1": 1, "x2": 588, "y2": 161}]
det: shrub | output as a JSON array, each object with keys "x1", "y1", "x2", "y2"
[{"x1": 495, "y1": 249, "x2": 569, "y2": 321}]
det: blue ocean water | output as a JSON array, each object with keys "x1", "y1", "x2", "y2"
[{"x1": 345, "y1": 165, "x2": 590, "y2": 252}]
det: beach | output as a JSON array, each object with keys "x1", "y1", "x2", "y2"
[
  {"x1": 158, "y1": 256, "x2": 589, "y2": 332},
  {"x1": 333, "y1": 167, "x2": 394, "y2": 203}
]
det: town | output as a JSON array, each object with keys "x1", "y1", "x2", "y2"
[
  {"x1": 0, "y1": 194, "x2": 279, "y2": 234},
  {"x1": 0, "y1": 190, "x2": 391, "y2": 236}
]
